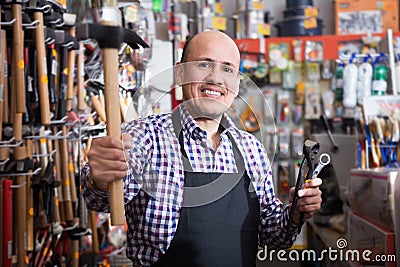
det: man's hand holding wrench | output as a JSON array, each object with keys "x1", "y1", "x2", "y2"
[{"x1": 287, "y1": 141, "x2": 328, "y2": 238}]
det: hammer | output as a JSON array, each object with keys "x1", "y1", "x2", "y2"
[{"x1": 76, "y1": 7, "x2": 148, "y2": 225}]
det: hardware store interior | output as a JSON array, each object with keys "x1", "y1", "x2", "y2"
[{"x1": 0, "y1": 0, "x2": 399, "y2": 266}]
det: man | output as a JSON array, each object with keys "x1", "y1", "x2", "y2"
[{"x1": 81, "y1": 30, "x2": 322, "y2": 267}]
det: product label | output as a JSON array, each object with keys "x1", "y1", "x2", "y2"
[
  {"x1": 52, "y1": 60, "x2": 58, "y2": 76},
  {"x1": 336, "y1": 78, "x2": 344, "y2": 88},
  {"x1": 212, "y1": 16, "x2": 227, "y2": 31},
  {"x1": 257, "y1": 23, "x2": 271, "y2": 36},
  {"x1": 215, "y1": 2, "x2": 224, "y2": 14},
  {"x1": 252, "y1": 1, "x2": 264, "y2": 10},
  {"x1": 372, "y1": 80, "x2": 387, "y2": 95},
  {"x1": 304, "y1": 18, "x2": 317, "y2": 29},
  {"x1": 305, "y1": 7, "x2": 318, "y2": 17},
  {"x1": 4, "y1": 61, "x2": 7, "y2": 76}
]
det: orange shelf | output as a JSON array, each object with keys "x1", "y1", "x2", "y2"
[{"x1": 234, "y1": 32, "x2": 400, "y2": 61}]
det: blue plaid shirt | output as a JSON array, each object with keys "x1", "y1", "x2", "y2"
[{"x1": 81, "y1": 106, "x2": 298, "y2": 266}]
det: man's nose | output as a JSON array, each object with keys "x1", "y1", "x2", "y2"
[{"x1": 206, "y1": 66, "x2": 224, "y2": 84}]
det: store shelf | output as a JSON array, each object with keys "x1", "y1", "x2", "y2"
[{"x1": 234, "y1": 32, "x2": 400, "y2": 61}]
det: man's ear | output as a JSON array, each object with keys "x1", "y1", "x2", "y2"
[{"x1": 174, "y1": 62, "x2": 184, "y2": 86}]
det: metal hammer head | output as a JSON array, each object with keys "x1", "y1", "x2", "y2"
[{"x1": 76, "y1": 23, "x2": 149, "y2": 50}]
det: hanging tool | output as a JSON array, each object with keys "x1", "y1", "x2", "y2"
[
  {"x1": 2, "y1": 179, "x2": 12, "y2": 267},
  {"x1": 65, "y1": 14, "x2": 77, "y2": 113},
  {"x1": 320, "y1": 114, "x2": 339, "y2": 152},
  {"x1": 11, "y1": 0, "x2": 26, "y2": 114},
  {"x1": 241, "y1": 95, "x2": 263, "y2": 132},
  {"x1": 76, "y1": 41, "x2": 86, "y2": 111},
  {"x1": 32, "y1": 0, "x2": 51, "y2": 125}
]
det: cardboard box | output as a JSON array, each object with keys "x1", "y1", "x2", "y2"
[
  {"x1": 349, "y1": 168, "x2": 400, "y2": 266},
  {"x1": 335, "y1": 0, "x2": 399, "y2": 35},
  {"x1": 347, "y1": 212, "x2": 396, "y2": 267},
  {"x1": 349, "y1": 168, "x2": 398, "y2": 231}
]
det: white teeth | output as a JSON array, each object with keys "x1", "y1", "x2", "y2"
[{"x1": 204, "y1": 90, "x2": 221, "y2": 96}]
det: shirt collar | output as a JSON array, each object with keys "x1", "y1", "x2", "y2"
[{"x1": 178, "y1": 105, "x2": 238, "y2": 142}]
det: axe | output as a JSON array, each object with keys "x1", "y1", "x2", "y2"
[{"x1": 76, "y1": 2, "x2": 148, "y2": 225}]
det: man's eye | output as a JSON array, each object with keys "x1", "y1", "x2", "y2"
[
  {"x1": 222, "y1": 66, "x2": 234, "y2": 73},
  {"x1": 198, "y1": 62, "x2": 212, "y2": 68}
]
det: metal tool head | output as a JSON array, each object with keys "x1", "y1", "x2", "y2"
[
  {"x1": 303, "y1": 140, "x2": 320, "y2": 159},
  {"x1": 318, "y1": 153, "x2": 331, "y2": 166}
]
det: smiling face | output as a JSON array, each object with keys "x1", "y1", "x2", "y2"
[{"x1": 177, "y1": 31, "x2": 241, "y2": 120}]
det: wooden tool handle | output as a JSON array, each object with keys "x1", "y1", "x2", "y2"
[
  {"x1": 71, "y1": 219, "x2": 80, "y2": 267},
  {"x1": 25, "y1": 140, "x2": 34, "y2": 252},
  {"x1": 60, "y1": 126, "x2": 73, "y2": 221},
  {"x1": 0, "y1": 30, "x2": 4, "y2": 136},
  {"x1": 90, "y1": 95, "x2": 106, "y2": 122},
  {"x1": 89, "y1": 210, "x2": 99, "y2": 253},
  {"x1": 2, "y1": 30, "x2": 8, "y2": 124},
  {"x1": 2, "y1": 179, "x2": 12, "y2": 267},
  {"x1": 52, "y1": 128, "x2": 63, "y2": 222},
  {"x1": 102, "y1": 32, "x2": 125, "y2": 225},
  {"x1": 33, "y1": 12, "x2": 51, "y2": 125},
  {"x1": 68, "y1": 150, "x2": 77, "y2": 203},
  {"x1": 77, "y1": 42, "x2": 86, "y2": 111},
  {"x1": 67, "y1": 28, "x2": 76, "y2": 112},
  {"x1": 12, "y1": 3, "x2": 25, "y2": 113},
  {"x1": 14, "y1": 146, "x2": 27, "y2": 267},
  {"x1": 47, "y1": 137, "x2": 61, "y2": 222}
]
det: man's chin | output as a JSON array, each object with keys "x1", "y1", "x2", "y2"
[
  {"x1": 184, "y1": 100, "x2": 228, "y2": 119},
  {"x1": 191, "y1": 107, "x2": 225, "y2": 120}
]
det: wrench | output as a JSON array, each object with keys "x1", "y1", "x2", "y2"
[{"x1": 310, "y1": 153, "x2": 331, "y2": 180}]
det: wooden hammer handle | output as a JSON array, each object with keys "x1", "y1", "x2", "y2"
[
  {"x1": 103, "y1": 46, "x2": 125, "y2": 225},
  {"x1": 66, "y1": 28, "x2": 76, "y2": 112},
  {"x1": 33, "y1": 12, "x2": 51, "y2": 125},
  {"x1": 76, "y1": 42, "x2": 86, "y2": 111},
  {"x1": 12, "y1": 3, "x2": 25, "y2": 114}
]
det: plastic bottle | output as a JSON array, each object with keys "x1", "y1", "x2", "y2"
[
  {"x1": 343, "y1": 56, "x2": 358, "y2": 109},
  {"x1": 356, "y1": 55, "x2": 373, "y2": 105},
  {"x1": 395, "y1": 54, "x2": 400, "y2": 94},
  {"x1": 372, "y1": 53, "x2": 388, "y2": 96},
  {"x1": 335, "y1": 62, "x2": 344, "y2": 102},
  {"x1": 152, "y1": 0, "x2": 163, "y2": 13}
]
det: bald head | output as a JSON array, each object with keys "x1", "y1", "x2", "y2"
[{"x1": 180, "y1": 31, "x2": 240, "y2": 66}]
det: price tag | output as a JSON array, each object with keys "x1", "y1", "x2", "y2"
[
  {"x1": 215, "y1": 2, "x2": 224, "y2": 14},
  {"x1": 383, "y1": 1, "x2": 396, "y2": 11},
  {"x1": 252, "y1": 1, "x2": 264, "y2": 10},
  {"x1": 304, "y1": 18, "x2": 317, "y2": 29},
  {"x1": 55, "y1": 0, "x2": 66, "y2": 8},
  {"x1": 304, "y1": 7, "x2": 318, "y2": 17},
  {"x1": 257, "y1": 23, "x2": 271, "y2": 36},
  {"x1": 212, "y1": 16, "x2": 227, "y2": 31}
]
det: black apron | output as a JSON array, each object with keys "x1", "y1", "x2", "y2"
[{"x1": 153, "y1": 111, "x2": 260, "y2": 267}]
